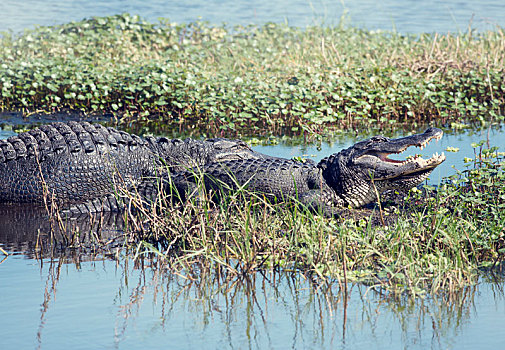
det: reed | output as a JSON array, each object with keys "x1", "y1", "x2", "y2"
[{"x1": 112, "y1": 145, "x2": 505, "y2": 296}]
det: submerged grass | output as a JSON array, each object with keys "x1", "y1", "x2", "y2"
[
  {"x1": 0, "y1": 14, "x2": 504, "y2": 135},
  {"x1": 112, "y1": 145, "x2": 505, "y2": 297}
]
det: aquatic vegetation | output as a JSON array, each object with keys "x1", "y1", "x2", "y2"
[
  {"x1": 0, "y1": 14, "x2": 504, "y2": 135},
  {"x1": 116, "y1": 144, "x2": 503, "y2": 296},
  {"x1": 1, "y1": 141, "x2": 502, "y2": 296},
  {"x1": 0, "y1": 14, "x2": 503, "y2": 295}
]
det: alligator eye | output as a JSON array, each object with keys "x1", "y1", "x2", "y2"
[
  {"x1": 370, "y1": 136, "x2": 389, "y2": 142},
  {"x1": 365, "y1": 136, "x2": 388, "y2": 146}
]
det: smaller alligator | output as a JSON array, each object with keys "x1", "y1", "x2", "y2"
[
  {"x1": 0, "y1": 121, "x2": 266, "y2": 212},
  {"x1": 173, "y1": 128, "x2": 446, "y2": 216}
]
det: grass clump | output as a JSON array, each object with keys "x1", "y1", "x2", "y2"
[
  {"x1": 121, "y1": 145, "x2": 504, "y2": 296},
  {"x1": 7, "y1": 142, "x2": 502, "y2": 296},
  {"x1": 0, "y1": 14, "x2": 504, "y2": 135}
]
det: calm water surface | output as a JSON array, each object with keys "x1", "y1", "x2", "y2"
[
  {"x1": 0, "y1": 0, "x2": 504, "y2": 34},
  {"x1": 1, "y1": 253, "x2": 504, "y2": 350}
]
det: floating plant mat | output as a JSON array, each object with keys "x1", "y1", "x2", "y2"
[{"x1": 0, "y1": 14, "x2": 504, "y2": 135}]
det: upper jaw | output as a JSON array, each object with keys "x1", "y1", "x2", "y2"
[{"x1": 393, "y1": 127, "x2": 443, "y2": 150}]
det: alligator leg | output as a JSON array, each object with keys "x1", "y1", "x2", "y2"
[{"x1": 298, "y1": 190, "x2": 346, "y2": 217}]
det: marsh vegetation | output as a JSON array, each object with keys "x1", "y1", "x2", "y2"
[
  {"x1": 0, "y1": 14, "x2": 504, "y2": 136},
  {"x1": 0, "y1": 15, "x2": 504, "y2": 298}
]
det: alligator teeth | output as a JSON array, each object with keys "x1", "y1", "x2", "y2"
[
  {"x1": 419, "y1": 133, "x2": 443, "y2": 149},
  {"x1": 428, "y1": 151, "x2": 446, "y2": 163}
]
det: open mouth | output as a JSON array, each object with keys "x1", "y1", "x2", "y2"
[
  {"x1": 357, "y1": 128, "x2": 446, "y2": 180},
  {"x1": 376, "y1": 130, "x2": 444, "y2": 167}
]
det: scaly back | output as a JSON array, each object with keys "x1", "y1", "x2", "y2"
[{"x1": 0, "y1": 121, "x2": 156, "y2": 204}]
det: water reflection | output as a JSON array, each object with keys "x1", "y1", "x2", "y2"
[
  {"x1": 0, "y1": 204, "x2": 128, "y2": 260},
  {"x1": 1, "y1": 210, "x2": 504, "y2": 349},
  {"x1": 10, "y1": 254, "x2": 502, "y2": 349}
]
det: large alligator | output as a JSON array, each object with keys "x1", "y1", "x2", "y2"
[
  {"x1": 0, "y1": 121, "x2": 265, "y2": 212},
  {"x1": 173, "y1": 128, "x2": 446, "y2": 216}
]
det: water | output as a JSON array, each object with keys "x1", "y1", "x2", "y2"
[
  {"x1": 0, "y1": 0, "x2": 504, "y2": 35},
  {"x1": 1, "y1": 252, "x2": 504, "y2": 350},
  {"x1": 0, "y1": 129, "x2": 16, "y2": 139}
]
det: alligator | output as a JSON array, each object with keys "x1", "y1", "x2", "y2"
[
  {"x1": 173, "y1": 127, "x2": 446, "y2": 216},
  {"x1": 0, "y1": 121, "x2": 265, "y2": 212}
]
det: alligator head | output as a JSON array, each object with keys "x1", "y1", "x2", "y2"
[
  {"x1": 148, "y1": 137, "x2": 268, "y2": 172},
  {"x1": 202, "y1": 138, "x2": 268, "y2": 163},
  {"x1": 321, "y1": 127, "x2": 446, "y2": 208}
]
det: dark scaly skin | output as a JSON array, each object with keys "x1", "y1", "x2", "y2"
[
  {"x1": 173, "y1": 128, "x2": 446, "y2": 216},
  {"x1": 0, "y1": 121, "x2": 265, "y2": 211},
  {"x1": 145, "y1": 135, "x2": 270, "y2": 173},
  {"x1": 0, "y1": 122, "x2": 151, "y2": 204},
  {"x1": 174, "y1": 157, "x2": 345, "y2": 216}
]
